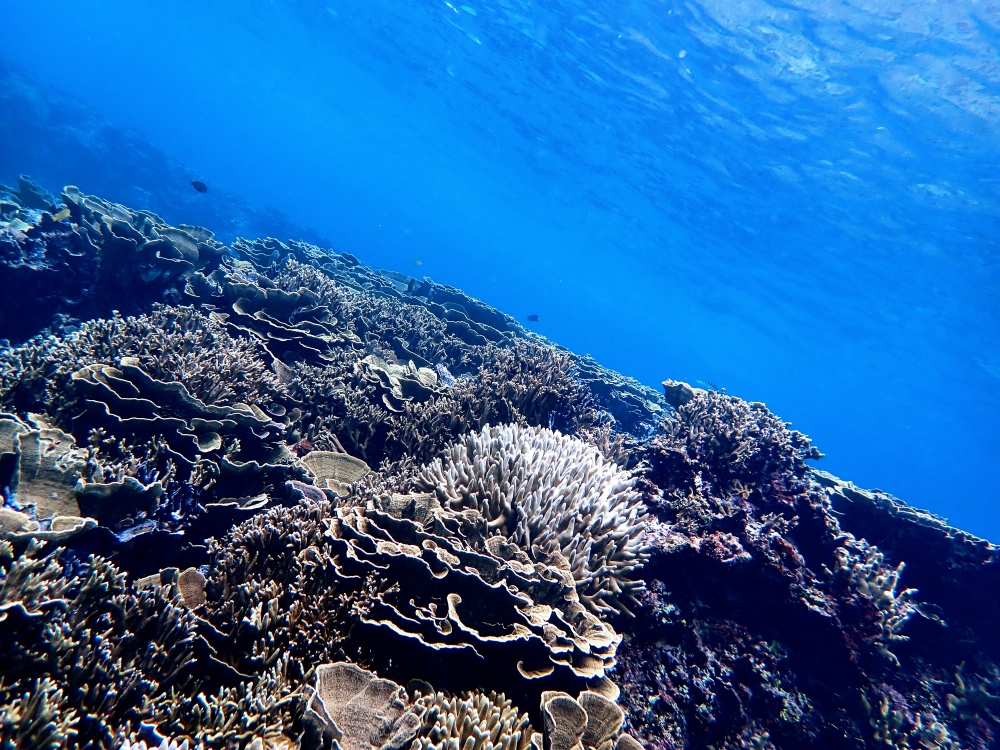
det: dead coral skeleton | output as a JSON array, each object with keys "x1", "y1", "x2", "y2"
[
  {"x1": 418, "y1": 424, "x2": 649, "y2": 616},
  {"x1": 650, "y1": 386, "x2": 821, "y2": 512},
  {"x1": 861, "y1": 689, "x2": 959, "y2": 750}
]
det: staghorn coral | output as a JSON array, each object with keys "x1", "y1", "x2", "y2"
[
  {"x1": 817, "y1": 471, "x2": 1000, "y2": 670},
  {"x1": 286, "y1": 340, "x2": 597, "y2": 469},
  {"x1": 202, "y1": 499, "x2": 356, "y2": 686},
  {"x1": 417, "y1": 424, "x2": 649, "y2": 616},
  {"x1": 148, "y1": 656, "x2": 297, "y2": 748},
  {"x1": 285, "y1": 353, "x2": 395, "y2": 463},
  {"x1": 0, "y1": 677, "x2": 77, "y2": 750},
  {"x1": 469, "y1": 344, "x2": 597, "y2": 435},
  {"x1": 0, "y1": 306, "x2": 284, "y2": 425},
  {"x1": 0, "y1": 541, "x2": 201, "y2": 749},
  {"x1": 0, "y1": 540, "x2": 303, "y2": 750},
  {"x1": 118, "y1": 307, "x2": 285, "y2": 408},
  {"x1": 830, "y1": 546, "x2": 922, "y2": 666},
  {"x1": 385, "y1": 343, "x2": 598, "y2": 467}
]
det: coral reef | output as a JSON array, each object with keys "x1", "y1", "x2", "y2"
[
  {"x1": 203, "y1": 497, "x2": 620, "y2": 718},
  {"x1": 0, "y1": 541, "x2": 200, "y2": 748},
  {"x1": 0, "y1": 181, "x2": 997, "y2": 750},
  {"x1": 299, "y1": 660, "x2": 644, "y2": 750},
  {"x1": 0, "y1": 181, "x2": 230, "y2": 342}
]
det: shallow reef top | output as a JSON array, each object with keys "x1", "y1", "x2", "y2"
[{"x1": 0, "y1": 178, "x2": 998, "y2": 750}]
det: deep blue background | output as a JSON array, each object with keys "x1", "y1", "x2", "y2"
[{"x1": 1, "y1": 0, "x2": 997, "y2": 538}]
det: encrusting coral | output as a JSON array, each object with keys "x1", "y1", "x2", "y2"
[{"x1": 0, "y1": 181, "x2": 998, "y2": 750}]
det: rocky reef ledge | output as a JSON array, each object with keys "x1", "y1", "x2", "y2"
[{"x1": 0, "y1": 177, "x2": 997, "y2": 750}]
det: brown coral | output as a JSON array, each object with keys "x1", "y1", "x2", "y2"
[{"x1": 302, "y1": 662, "x2": 420, "y2": 750}]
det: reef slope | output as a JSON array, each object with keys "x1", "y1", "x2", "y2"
[{"x1": 0, "y1": 181, "x2": 997, "y2": 750}]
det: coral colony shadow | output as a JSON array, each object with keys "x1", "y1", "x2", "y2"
[{"x1": 1, "y1": 177, "x2": 999, "y2": 750}]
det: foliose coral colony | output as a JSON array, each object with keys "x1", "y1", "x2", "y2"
[{"x1": 1, "y1": 177, "x2": 998, "y2": 750}]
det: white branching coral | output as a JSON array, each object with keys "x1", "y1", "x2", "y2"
[
  {"x1": 833, "y1": 547, "x2": 920, "y2": 665},
  {"x1": 118, "y1": 739, "x2": 206, "y2": 750},
  {"x1": 417, "y1": 424, "x2": 650, "y2": 616},
  {"x1": 411, "y1": 690, "x2": 541, "y2": 750},
  {"x1": 861, "y1": 690, "x2": 959, "y2": 750}
]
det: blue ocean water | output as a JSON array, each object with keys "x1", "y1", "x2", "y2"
[{"x1": 1, "y1": 0, "x2": 997, "y2": 538}]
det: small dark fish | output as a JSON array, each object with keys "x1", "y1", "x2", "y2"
[
  {"x1": 527, "y1": 314, "x2": 539, "y2": 322},
  {"x1": 191, "y1": 180, "x2": 208, "y2": 193}
]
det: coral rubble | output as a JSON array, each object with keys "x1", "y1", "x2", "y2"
[{"x1": 0, "y1": 181, "x2": 996, "y2": 750}]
